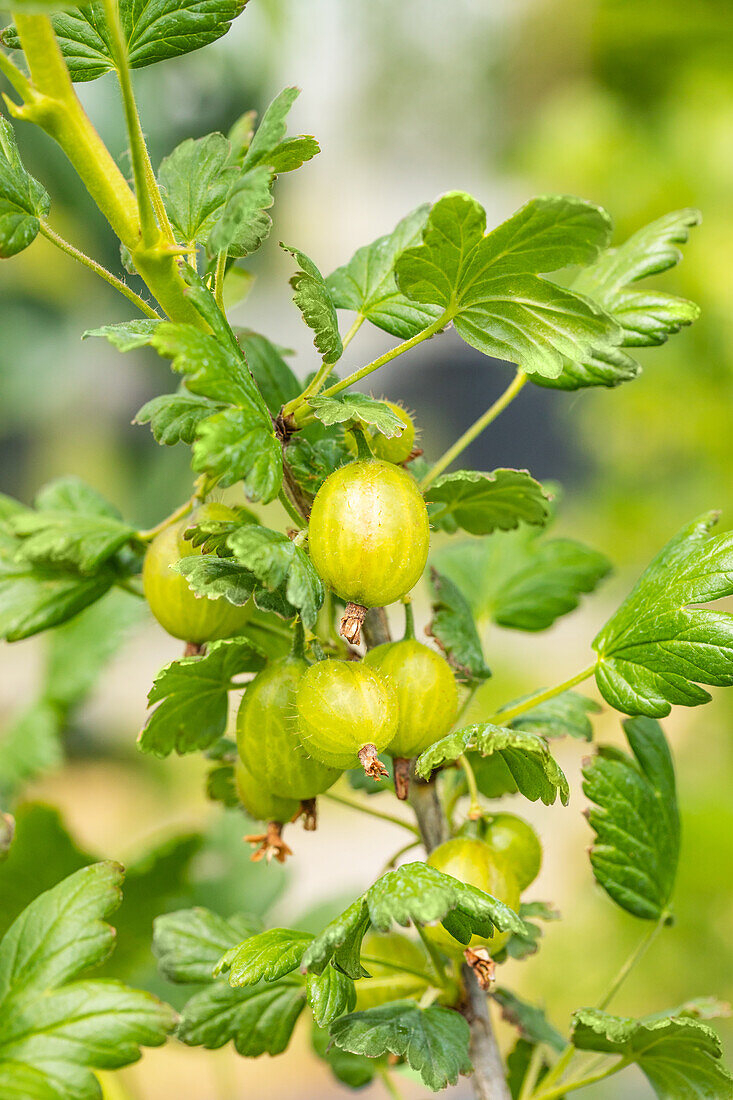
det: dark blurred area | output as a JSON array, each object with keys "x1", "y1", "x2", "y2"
[{"x1": 1, "y1": 1, "x2": 732, "y2": 1097}]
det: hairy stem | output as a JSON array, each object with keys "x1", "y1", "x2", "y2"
[
  {"x1": 415, "y1": 922, "x2": 450, "y2": 987},
  {"x1": 421, "y1": 368, "x2": 527, "y2": 489},
  {"x1": 518, "y1": 1043, "x2": 545, "y2": 1100},
  {"x1": 597, "y1": 910, "x2": 669, "y2": 1011},
  {"x1": 287, "y1": 312, "x2": 448, "y2": 424},
  {"x1": 322, "y1": 790, "x2": 420, "y2": 836},
  {"x1": 39, "y1": 222, "x2": 161, "y2": 318},
  {"x1": 458, "y1": 754, "x2": 482, "y2": 819},
  {"x1": 533, "y1": 1060, "x2": 625, "y2": 1100},
  {"x1": 213, "y1": 250, "x2": 228, "y2": 310},
  {"x1": 486, "y1": 664, "x2": 597, "y2": 727},
  {"x1": 377, "y1": 1067, "x2": 407, "y2": 1100}
]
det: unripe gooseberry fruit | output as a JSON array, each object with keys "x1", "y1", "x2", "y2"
[
  {"x1": 295, "y1": 658, "x2": 398, "y2": 777},
  {"x1": 344, "y1": 403, "x2": 416, "y2": 464},
  {"x1": 425, "y1": 837, "x2": 520, "y2": 956},
  {"x1": 364, "y1": 638, "x2": 458, "y2": 759},
  {"x1": 481, "y1": 813, "x2": 542, "y2": 892},
  {"x1": 236, "y1": 657, "x2": 341, "y2": 802},
  {"x1": 143, "y1": 503, "x2": 252, "y2": 644},
  {"x1": 234, "y1": 759, "x2": 298, "y2": 864},
  {"x1": 355, "y1": 932, "x2": 430, "y2": 1009},
  {"x1": 308, "y1": 459, "x2": 430, "y2": 643}
]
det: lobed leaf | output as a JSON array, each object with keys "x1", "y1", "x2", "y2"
[
  {"x1": 329, "y1": 1001, "x2": 472, "y2": 1092},
  {"x1": 285, "y1": 436, "x2": 351, "y2": 495},
  {"x1": 307, "y1": 393, "x2": 406, "y2": 437},
  {"x1": 582, "y1": 716, "x2": 679, "y2": 920},
  {"x1": 216, "y1": 928, "x2": 313, "y2": 986},
  {"x1": 427, "y1": 468, "x2": 549, "y2": 536},
  {"x1": 192, "y1": 404, "x2": 283, "y2": 501},
  {"x1": 509, "y1": 691, "x2": 600, "y2": 741},
  {"x1": 0, "y1": 118, "x2": 49, "y2": 258},
  {"x1": 134, "y1": 392, "x2": 224, "y2": 446},
  {"x1": 282, "y1": 245, "x2": 343, "y2": 363},
  {"x1": 416, "y1": 723, "x2": 569, "y2": 806},
  {"x1": 492, "y1": 987, "x2": 564, "y2": 1052},
  {"x1": 593, "y1": 512, "x2": 733, "y2": 717},
  {"x1": 226, "y1": 524, "x2": 324, "y2": 629},
  {"x1": 139, "y1": 638, "x2": 265, "y2": 757},
  {"x1": 427, "y1": 567, "x2": 491, "y2": 682}
]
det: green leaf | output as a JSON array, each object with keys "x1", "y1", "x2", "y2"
[
  {"x1": 5, "y1": 0, "x2": 250, "y2": 83},
  {"x1": 236, "y1": 331, "x2": 300, "y2": 415},
  {"x1": 394, "y1": 192, "x2": 620, "y2": 378},
  {"x1": 208, "y1": 164, "x2": 274, "y2": 258},
  {"x1": 134, "y1": 392, "x2": 224, "y2": 446},
  {"x1": 427, "y1": 469, "x2": 549, "y2": 536},
  {"x1": 10, "y1": 508, "x2": 136, "y2": 574},
  {"x1": 84, "y1": 318, "x2": 161, "y2": 350},
  {"x1": 330, "y1": 1001, "x2": 472, "y2": 1092},
  {"x1": 301, "y1": 863, "x2": 527, "y2": 979},
  {"x1": 0, "y1": 703, "x2": 61, "y2": 798},
  {"x1": 0, "y1": 816, "x2": 12, "y2": 864},
  {"x1": 492, "y1": 988, "x2": 564, "y2": 1052},
  {"x1": 150, "y1": 321, "x2": 260, "y2": 407},
  {"x1": 307, "y1": 393, "x2": 406, "y2": 437},
  {"x1": 242, "y1": 87, "x2": 313, "y2": 173},
  {"x1": 0, "y1": 863, "x2": 176, "y2": 1099},
  {"x1": 158, "y1": 133, "x2": 233, "y2": 246},
  {"x1": 326, "y1": 204, "x2": 443, "y2": 339},
  {"x1": 582, "y1": 717, "x2": 679, "y2": 921},
  {"x1": 416, "y1": 724, "x2": 569, "y2": 806},
  {"x1": 0, "y1": 528, "x2": 115, "y2": 642},
  {"x1": 508, "y1": 691, "x2": 600, "y2": 741},
  {"x1": 434, "y1": 525, "x2": 611, "y2": 632},
  {"x1": 153, "y1": 907, "x2": 261, "y2": 984},
  {"x1": 312, "y1": 1021, "x2": 377, "y2": 1088},
  {"x1": 139, "y1": 638, "x2": 265, "y2": 757},
  {"x1": 174, "y1": 553, "x2": 256, "y2": 605},
  {"x1": 306, "y1": 965, "x2": 356, "y2": 1027},
  {"x1": 538, "y1": 208, "x2": 701, "y2": 391},
  {"x1": 192, "y1": 405, "x2": 283, "y2": 502},
  {"x1": 227, "y1": 524, "x2": 324, "y2": 629},
  {"x1": 498, "y1": 900, "x2": 561, "y2": 962},
  {"x1": 206, "y1": 762, "x2": 239, "y2": 807},
  {"x1": 427, "y1": 567, "x2": 491, "y2": 682},
  {"x1": 571, "y1": 1008, "x2": 732, "y2": 1099},
  {"x1": 216, "y1": 928, "x2": 313, "y2": 986},
  {"x1": 282, "y1": 245, "x2": 343, "y2": 363},
  {"x1": 0, "y1": 118, "x2": 49, "y2": 258},
  {"x1": 593, "y1": 512, "x2": 733, "y2": 717},
  {"x1": 285, "y1": 436, "x2": 351, "y2": 495}
]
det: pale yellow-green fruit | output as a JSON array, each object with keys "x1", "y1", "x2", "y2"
[
  {"x1": 234, "y1": 760, "x2": 299, "y2": 824},
  {"x1": 307, "y1": 459, "x2": 430, "y2": 608},
  {"x1": 425, "y1": 837, "x2": 520, "y2": 956},
  {"x1": 481, "y1": 813, "x2": 542, "y2": 892},
  {"x1": 295, "y1": 659, "x2": 398, "y2": 770},
  {"x1": 355, "y1": 932, "x2": 430, "y2": 1009},
  {"x1": 236, "y1": 657, "x2": 341, "y2": 800},
  {"x1": 344, "y1": 403, "x2": 416, "y2": 464},
  {"x1": 142, "y1": 503, "x2": 252, "y2": 643},
  {"x1": 364, "y1": 638, "x2": 458, "y2": 758}
]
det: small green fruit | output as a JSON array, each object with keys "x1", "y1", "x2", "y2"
[
  {"x1": 296, "y1": 658, "x2": 398, "y2": 774},
  {"x1": 142, "y1": 503, "x2": 252, "y2": 643},
  {"x1": 308, "y1": 460, "x2": 430, "y2": 610},
  {"x1": 237, "y1": 657, "x2": 341, "y2": 800},
  {"x1": 425, "y1": 837, "x2": 520, "y2": 956},
  {"x1": 364, "y1": 638, "x2": 458, "y2": 758},
  {"x1": 481, "y1": 813, "x2": 542, "y2": 892},
  {"x1": 355, "y1": 932, "x2": 430, "y2": 1009},
  {"x1": 234, "y1": 760, "x2": 299, "y2": 864},
  {"x1": 344, "y1": 403, "x2": 416, "y2": 464}
]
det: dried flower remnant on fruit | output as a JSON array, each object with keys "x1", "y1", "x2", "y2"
[
  {"x1": 297, "y1": 798, "x2": 318, "y2": 830},
  {"x1": 464, "y1": 946, "x2": 495, "y2": 990},
  {"x1": 358, "y1": 743, "x2": 389, "y2": 780},
  {"x1": 245, "y1": 822, "x2": 293, "y2": 864},
  {"x1": 341, "y1": 601, "x2": 367, "y2": 645}
]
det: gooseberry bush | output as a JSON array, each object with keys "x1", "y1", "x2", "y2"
[{"x1": 0, "y1": 3, "x2": 730, "y2": 1098}]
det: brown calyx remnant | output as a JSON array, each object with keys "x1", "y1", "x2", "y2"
[
  {"x1": 393, "y1": 757, "x2": 411, "y2": 800},
  {"x1": 404, "y1": 446, "x2": 424, "y2": 465},
  {"x1": 464, "y1": 946, "x2": 495, "y2": 991},
  {"x1": 340, "y1": 602, "x2": 368, "y2": 646},
  {"x1": 245, "y1": 821, "x2": 293, "y2": 864},
  {"x1": 296, "y1": 798, "x2": 318, "y2": 831},
  {"x1": 184, "y1": 641, "x2": 206, "y2": 657},
  {"x1": 358, "y1": 743, "x2": 389, "y2": 780}
]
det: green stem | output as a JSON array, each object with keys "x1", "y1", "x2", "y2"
[
  {"x1": 290, "y1": 618, "x2": 306, "y2": 659},
  {"x1": 101, "y1": 0, "x2": 159, "y2": 246},
  {"x1": 278, "y1": 489, "x2": 305, "y2": 528},
  {"x1": 487, "y1": 664, "x2": 597, "y2": 727},
  {"x1": 350, "y1": 425, "x2": 373, "y2": 461},
  {"x1": 288, "y1": 312, "x2": 448, "y2": 425},
  {"x1": 381, "y1": 837, "x2": 422, "y2": 872},
  {"x1": 321, "y1": 791, "x2": 420, "y2": 836},
  {"x1": 214, "y1": 251, "x2": 227, "y2": 310},
  {"x1": 136, "y1": 494, "x2": 197, "y2": 541},
  {"x1": 403, "y1": 600, "x2": 415, "y2": 640},
  {"x1": 518, "y1": 1043, "x2": 545, "y2": 1100},
  {"x1": 360, "y1": 953, "x2": 435, "y2": 986},
  {"x1": 453, "y1": 681, "x2": 479, "y2": 729},
  {"x1": 39, "y1": 222, "x2": 161, "y2": 319},
  {"x1": 421, "y1": 368, "x2": 527, "y2": 490},
  {"x1": 377, "y1": 1067, "x2": 406, "y2": 1100},
  {"x1": 532, "y1": 1060, "x2": 626, "y2": 1100},
  {"x1": 415, "y1": 921, "x2": 450, "y2": 987},
  {"x1": 115, "y1": 577, "x2": 144, "y2": 598},
  {"x1": 458, "y1": 754, "x2": 482, "y2": 819},
  {"x1": 342, "y1": 313, "x2": 365, "y2": 349},
  {"x1": 597, "y1": 911, "x2": 669, "y2": 1011},
  {"x1": 282, "y1": 314, "x2": 367, "y2": 417},
  {"x1": 0, "y1": 45, "x2": 33, "y2": 98}
]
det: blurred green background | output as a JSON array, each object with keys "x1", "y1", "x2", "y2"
[{"x1": 1, "y1": 0, "x2": 732, "y2": 1096}]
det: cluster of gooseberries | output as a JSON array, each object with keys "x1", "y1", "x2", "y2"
[{"x1": 141, "y1": 413, "x2": 541, "y2": 930}]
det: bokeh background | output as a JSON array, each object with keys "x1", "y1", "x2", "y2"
[{"x1": 1, "y1": 0, "x2": 733, "y2": 1097}]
